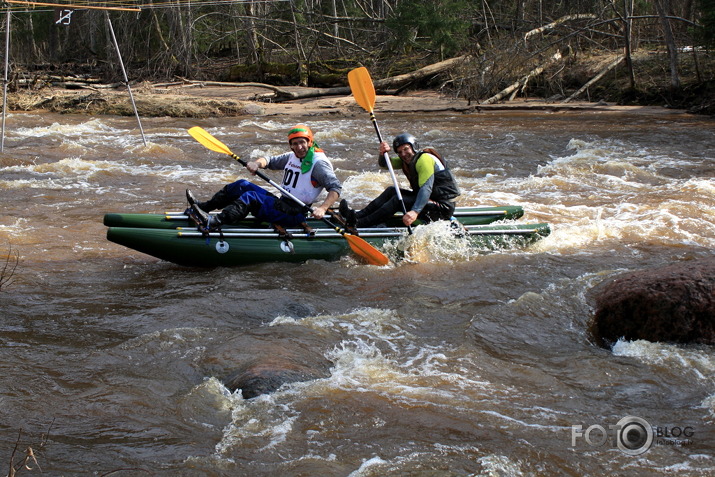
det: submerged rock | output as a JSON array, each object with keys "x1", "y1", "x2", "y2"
[
  {"x1": 590, "y1": 257, "x2": 715, "y2": 347},
  {"x1": 224, "y1": 356, "x2": 329, "y2": 399},
  {"x1": 209, "y1": 324, "x2": 335, "y2": 399}
]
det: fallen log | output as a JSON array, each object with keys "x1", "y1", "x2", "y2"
[
  {"x1": 158, "y1": 78, "x2": 351, "y2": 101},
  {"x1": 562, "y1": 55, "x2": 624, "y2": 103},
  {"x1": 524, "y1": 14, "x2": 597, "y2": 41},
  {"x1": 481, "y1": 50, "x2": 564, "y2": 105},
  {"x1": 371, "y1": 55, "x2": 468, "y2": 89},
  {"x1": 161, "y1": 57, "x2": 469, "y2": 102}
]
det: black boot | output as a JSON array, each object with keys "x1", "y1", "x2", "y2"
[
  {"x1": 194, "y1": 185, "x2": 235, "y2": 213},
  {"x1": 216, "y1": 200, "x2": 251, "y2": 225},
  {"x1": 187, "y1": 203, "x2": 222, "y2": 232},
  {"x1": 185, "y1": 189, "x2": 204, "y2": 217},
  {"x1": 186, "y1": 189, "x2": 200, "y2": 208},
  {"x1": 339, "y1": 199, "x2": 357, "y2": 227}
]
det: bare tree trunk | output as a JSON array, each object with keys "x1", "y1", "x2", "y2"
[
  {"x1": 181, "y1": 3, "x2": 194, "y2": 76},
  {"x1": 481, "y1": 0, "x2": 492, "y2": 46},
  {"x1": 245, "y1": 0, "x2": 262, "y2": 65},
  {"x1": 331, "y1": 0, "x2": 339, "y2": 45},
  {"x1": 151, "y1": 7, "x2": 173, "y2": 59},
  {"x1": 290, "y1": 1, "x2": 308, "y2": 86},
  {"x1": 372, "y1": 55, "x2": 468, "y2": 89},
  {"x1": 655, "y1": 0, "x2": 680, "y2": 90},
  {"x1": 27, "y1": 14, "x2": 39, "y2": 58},
  {"x1": 623, "y1": 0, "x2": 636, "y2": 89},
  {"x1": 515, "y1": 0, "x2": 525, "y2": 29}
]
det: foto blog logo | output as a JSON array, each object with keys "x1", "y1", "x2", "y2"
[{"x1": 571, "y1": 416, "x2": 654, "y2": 455}]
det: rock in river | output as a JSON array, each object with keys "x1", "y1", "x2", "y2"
[
  {"x1": 208, "y1": 324, "x2": 335, "y2": 399},
  {"x1": 590, "y1": 257, "x2": 715, "y2": 346}
]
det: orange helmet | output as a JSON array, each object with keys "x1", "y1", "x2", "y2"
[{"x1": 288, "y1": 124, "x2": 313, "y2": 146}]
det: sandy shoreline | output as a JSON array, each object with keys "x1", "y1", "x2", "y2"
[{"x1": 4, "y1": 83, "x2": 691, "y2": 118}]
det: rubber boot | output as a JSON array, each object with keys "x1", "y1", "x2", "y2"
[
  {"x1": 193, "y1": 185, "x2": 235, "y2": 212},
  {"x1": 338, "y1": 199, "x2": 358, "y2": 227},
  {"x1": 216, "y1": 199, "x2": 251, "y2": 225}
]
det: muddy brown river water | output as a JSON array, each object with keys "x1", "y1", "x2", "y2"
[{"x1": 0, "y1": 108, "x2": 713, "y2": 475}]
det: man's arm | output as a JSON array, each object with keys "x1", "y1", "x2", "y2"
[
  {"x1": 312, "y1": 190, "x2": 340, "y2": 219},
  {"x1": 378, "y1": 141, "x2": 401, "y2": 169},
  {"x1": 310, "y1": 160, "x2": 342, "y2": 220},
  {"x1": 247, "y1": 152, "x2": 291, "y2": 174}
]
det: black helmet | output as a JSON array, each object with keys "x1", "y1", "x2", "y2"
[{"x1": 392, "y1": 133, "x2": 418, "y2": 153}]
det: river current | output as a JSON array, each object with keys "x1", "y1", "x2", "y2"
[{"x1": 0, "y1": 107, "x2": 713, "y2": 476}]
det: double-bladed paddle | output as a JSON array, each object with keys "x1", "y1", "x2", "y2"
[
  {"x1": 348, "y1": 66, "x2": 412, "y2": 234},
  {"x1": 187, "y1": 126, "x2": 389, "y2": 266}
]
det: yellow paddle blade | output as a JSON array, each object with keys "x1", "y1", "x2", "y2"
[
  {"x1": 348, "y1": 67, "x2": 376, "y2": 113},
  {"x1": 344, "y1": 233, "x2": 389, "y2": 266},
  {"x1": 188, "y1": 126, "x2": 234, "y2": 156}
]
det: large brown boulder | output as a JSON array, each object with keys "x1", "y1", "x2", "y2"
[{"x1": 590, "y1": 257, "x2": 715, "y2": 347}]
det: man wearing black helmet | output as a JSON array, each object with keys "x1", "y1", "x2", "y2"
[{"x1": 339, "y1": 133, "x2": 460, "y2": 228}]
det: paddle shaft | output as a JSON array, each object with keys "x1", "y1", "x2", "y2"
[{"x1": 369, "y1": 111, "x2": 413, "y2": 234}]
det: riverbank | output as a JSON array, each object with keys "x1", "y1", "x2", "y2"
[{"x1": 3, "y1": 83, "x2": 695, "y2": 119}]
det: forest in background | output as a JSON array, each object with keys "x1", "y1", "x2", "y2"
[{"x1": 2, "y1": 0, "x2": 715, "y2": 113}]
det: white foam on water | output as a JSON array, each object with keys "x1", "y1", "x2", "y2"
[
  {"x1": 271, "y1": 308, "x2": 501, "y2": 406},
  {"x1": 214, "y1": 389, "x2": 302, "y2": 455},
  {"x1": 612, "y1": 339, "x2": 715, "y2": 382},
  {"x1": 13, "y1": 118, "x2": 121, "y2": 138},
  {"x1": 701, "y1": 393, "x2": 715, "y2": 420},
  {"x1": 398, "y1": 220, "x2": 477, "y2": 263},
  {"x1": 0, "y1": 217, "x2": 30, "y2": 236},
  {"x1": 347, "y1": 456, "x2": 389, "y2": 476},
  {"x1": 334, "y1": 171, "x2": 394, "y2": 204},
  {"x1": 477, "y1": 454, "x2": 526, "y2": 476},
  {"x1": 346, "y1": 444, "x2": 512, "y2": 476},
  {"x1": 518, "y1": 140, "x2": 715, "y2": 253},
  {"x1": 9, "y1": 118, "x2": 157, "y2": 150},
  {"x1": 651, "y1": 456, "x2": 715, "y2": 475},
  {"x1": 212, "y1": 310, "x2": 408, "y2": 459},
  {"x1": 210, "y1": 308, "x2": 514, "y2": 459},
  {"x1": 183, "y1": 376, "x2": 234, "y2": 412},
  {"x1": 0, "y1": 155, "x2": 240, "y2": 192}
]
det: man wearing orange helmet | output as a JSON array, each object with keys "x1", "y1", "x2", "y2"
[{"x1": 186, "y1": 124, "x2": 342, "y2": 231}]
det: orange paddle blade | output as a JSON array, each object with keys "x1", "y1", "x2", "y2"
[
  {"x1": 348, "y1": 67, "x2": 377, "y2": 113},
  {"x1": 344, "y1": 234, "x2": 389, "y2": 266}
]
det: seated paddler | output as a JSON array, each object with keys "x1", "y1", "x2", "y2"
[
  {"x1": 339, "y1": 132, "x2": 460, "y2": 228},
  {"x1": 185, "y1": 124, "x2": 342, "y2": 234}
]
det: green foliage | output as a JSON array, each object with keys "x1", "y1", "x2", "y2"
[
  {"x1": 385, "y1": 0, "x2": 472, "y2": 57},
  {"x1": 696, "y1": 0, "x2": 715, "y2": 47}
]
